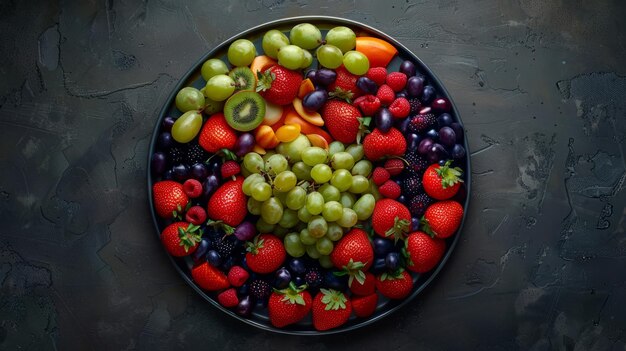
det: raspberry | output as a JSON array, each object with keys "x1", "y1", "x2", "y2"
[
  {"x1": 402, "y1": 174, "x2": 422, "y2": 197},
  {"x1": 185, "y1": 205, "x2": 207, "y2": 225},
  {"x1": 388, "y1": 97, "x2": 411, "y2": 119},
  {"x1": 372, "y1": 167, "x2": 391, "y2": 186},
  {"x1": 221, "y1": 160, "x2": 241, "y2": 179},
  {"x1": 250, "y1": 279, "x2": 271, "y2": 300},
  {"x1": 227, "y1": 266, "x2": 250, "y2": 287},
  {"x1": 378, "y1": 180, "x2": 401, "y2": 199},
  {"x1": 353, "y1": 95, "x2": 381, "y2": 116},
  {"x1": 408, "y1": 98, "x2": 422, "y2": 114},
  {"x1": 376, "y1": 84, "x2": 395, "y2": 106},
  {"x1": 404, "y1": 152, "x2": 430, "y2": 173},
  {"x1": 386, "y1": 72, "x2": 408, "y2": 92},
  {"x1": 409, "y1": 193, "x2": 434, "y2": 217},
  {"x1": 366, "y1": 67, "x2": 387, "y2": 86},
  {"x1": 384, "y1": 159, "x2": 404, "y2": 176},
  {"x1": 217, "y1": 288, "x2": 239, "y2": 308},
  {"x1": 407, "y1": 113, "x2": 437, "y2": 134},
  {"x1": 183, "y1": 179, "x2": 203, "y2": 198},
  {"x1": 185, "y1": 143, "x2": 209, "y2": 165}
]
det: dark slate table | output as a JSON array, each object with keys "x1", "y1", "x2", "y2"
[{"x1": 1, "y1": 1, "x2": 625, "y2": 350}]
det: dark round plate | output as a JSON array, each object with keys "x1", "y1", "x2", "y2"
[{"x1": 147, "y1": 16, "x2": 471, "y2": 335}]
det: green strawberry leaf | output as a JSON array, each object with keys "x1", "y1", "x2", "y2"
[{"x1": 320, "y1": 289, "x2": 348, "y2": 310}]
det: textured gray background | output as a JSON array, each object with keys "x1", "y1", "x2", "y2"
[{"x1": 1, "y1": 0, "x2": 625, "y2": 350}]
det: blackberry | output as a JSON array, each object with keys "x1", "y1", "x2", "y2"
[
  {"x1": 249, "y1": 279, "x2": 271, "y2": 300},
  {"x1": 408, "y1": 98, "x2": 422, "y2": 114},
  {"x1": 407, "y1": 113, "x2": 437, "y2": 134},
  {"x1": 402, "y1": 174, "x2": 422, "y2": 197},
  {"x1": 167, "y1": 145, "x2": 185, "y2": 164},
  {"x1": 185, "y1": 143, "x2": 209, "y2": 166},
  {"x1": 215, "y1": 236, "x2": 236, "y2": 258},
  {"x1": 409, "y1": 193, "x2": 434, "y2": 217},
  {"x1": 304, "y1": 267, "x2": 323, "y2": 289},
  {"x1": 404, "y1": 152, "x2": 430, "y2": 173}
]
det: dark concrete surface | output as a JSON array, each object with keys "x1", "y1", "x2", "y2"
[{"x1": 1, "y1": 0, "x2": 625, "y2": 350}]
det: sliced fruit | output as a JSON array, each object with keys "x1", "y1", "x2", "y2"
[
  {"x1": 250, "y1": 55, "x2": 277, "y2": 76},
  {"x1": 293, "y1": 97, "x2": 324, "y2": 126},
  {"x1": 252, "y1": 144, "x2": 266, "y2": 155},
  {"x1": 224, "y1": 91, "x2": 266, "y2": 132},
  {"x1": 262, "y1": 101, "x2": 284, "y2": 126},
  {"x1": 284, "y1": 112, "x2": 333, "y2": 143},
  {"x1": 255, "y1": 125, "x2": 280, "y2": 149},
  {"x1": 275, "y1": 124, "x2": 301, "y2": 142},
  {"x1": 229, "y1": 67, "x2": 256, "y2": 91},
  {"x1": 355, "y1": 37, "x2": 398, "y2": 68},
  {"x1": 306, "y1": 134, "x2": 329, "y2": 149},
  {"x1": 297, "y1": 78, "x2": 315, "y2": 99}
]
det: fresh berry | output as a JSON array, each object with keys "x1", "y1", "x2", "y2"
[
  {"x1": 405, "y1": 152, "x2": 429, "y2": 173},
  {"x1": 351, "y1": 293, "x2": 378, "y2": 318},
  {"x1": 421, "y1": 200, "x2": 464, "y2": 238},
  {"x1": 185, "y1": 205, "x2": 207, "y2": 225},
  {"x1": 408, "y1": 98, "x2": 422, "y2": 114},
  {"x1": 152, "y1": 180, "x2": 189, "y2": 218},
  {"x1": 207, "y1": 177, "x2": 246, "y2": 226},
  {"x1": 384, "y1": 158, "x2": 404, "y2": 176},
  {"x1": 388, "y1": 97, "x2": 411, "y2": 118},
  {"x1": 321, "y1": 100, "x2": 367, "y2": 144},
  {"x1": 160, "y1": 222, "x2": 202, "y2": 257},
  {"x1": 256, "y1": 65, "x2": 303, "y2": 105},
  {"x1": 407, "y1": 113, "x2": 437, "y2": 134},
  {"x1": 183, "y1": 179, "x2": 203, "y2": 198},
  {"x1": 422, "y1": 160, "x2": 464, "y2": 200},
  {"x1": 268, "y1": 283, "x2": 312, "y2": 328},
  {"x1": 386, "y1": 72, "x2": 408, "y2": 92},
  {"x1": 221, "y1": 160, "x2": 241, "y2": 179},
  {"x1": 330, "y1": 229, "x2": 374, "y2": 287},
  {"x1": 349, "y1": 272, "x2": 376, "y2": 296},
  {"x1": 198, "y1": 113, "x2": 238, "y2": 153},
  {"x1": 404, "y1": 231, "x2": 446, "y2": 273},
  {"x1": 217, "y1": 288, "x2": 239, "y2": 308},
  {"x1": 191, "y1": 261, "x2": 230, "y2": 291},
  {"x1": 376, "y1": 84, "x2": 395, "y2": 105},
  {"x1": 304, "y1": 267, "x2": 324, "y2": 289},
  {"x1": 372, "y1": 199, "x2": 411, "y2": 242},
  {"x1": 227, "y1": 266, "x2": 250, "y2": 287},
  {"x1": 372, "y1": 167, "x2": 390, "y2": 186},
  {"x1": 185, "y1": 143, "x2": 209, "y2": 165},
  {"x1": 375, "y1": 269, "x2": 413, "y2": 300},
  {"x1": 363, "y1": 127, "x2": 407, "y2": 161},
  {"x1": 402, "y1": 174, "x2": 422, "y2": 197},
  {"x1": 379, "y1": 180, "x2": 402, "y2": 199},
  {"x1": 167, "y1": 145, "x2": 185, "y2": 164},
  {"x1": 353, "y1": 95, "x2": 381, "y2": 116},
  {"x1": 215, "y1": 236, "x2": 237, "y2": 258},
  {"x1": 366, "y1": 67, "x2": 387, "y2": 86},
  {"x1": 409, "y1": 193, "x2": 434, "y2": 217},
  {"x1": 328, "y1": 65, "x2": 362, "y2": 100},
  {"x1": 312, "y1": 289, "x2": 352, "y2": 331},
  {"x1": 245, "y1": 234, "x2": 287, "y2": 274},
  {"x1": 249, "y1": 279, "x2": 272, "y2": 300}
]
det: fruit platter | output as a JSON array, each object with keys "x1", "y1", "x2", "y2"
[{"x1": 148, "y1": 16, "x2": 470, "y2": 334}]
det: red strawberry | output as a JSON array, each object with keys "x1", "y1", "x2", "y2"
[
  {"x1": 185, "y1": 205, "x2": 207, "y2": 225},
  {"x1": 152, "y1": 180, "x2": 189, "y2": 218},
  {"x1": 245, "y1": 234, "x2": 286, "y2": 274},
  {"x1": 221, "y1": 160, "x2": 241, "y2": 179},
  {"x1": 321, "y1": 100, "x2": 367, "y2": 144},
  {"x1": 384, "y1": 158, "x2": 404, "y2": 176},
  {"x1": 363, "y1": 127, "x2": 407, "y2": 161},
  {"x1": 256, "y1": 65, "x2": 303, "y2": 105},
  {"x1": 312, "y1": 289, "x2": 352, "y2": 331},
  {"x1": 376, "y1": 84, "x2": 395, "y2": 105},
  {"x1": 183, "y1": 179, "x2": 203, "y2": 198},
  {"x1": 421, "y1": 200, "x2": 464, "y2": 238},
  {"x1": 268, "y1": 283, "x2": 312, "y2": 328},
  {"x1": 160, "y1": 222, "x2": 202, "y2": 257},
  {"x1": 191, "y1": 261, "x2": 230, "y2": 291},
  {"x1": 349, "y1": 272, "x2": 376, "y2": 296},
  {"x1": 386, "y1": 72, "x2": 408, "y2": 92},
  {"x1": 328, "y1": 65, "x2": 362, "y2": 100},
  {"x1": 372, "y1": 199, "x2": 411, "y2": 242},
  {"x1": 388, "y1": 97, "x2": 411, "y2": 119},
  {"x1": 366, "y1": 67, "x2": 387, "y2": 86},
  {"x1": 378, "y1": 180, "x2": 401, "y2": 199},
  {"x1": 198, "y1": 113, "x2": 238, "y2": 153},
  {"x1": 330, "y1": 228, "x2": 374, "y2": 288},
  {"x1": 217, "y1": 288, "x2": 239, "y2": 308},
  {"x1": 207, "y1": 177, "x2": 246, "y2": 227},
  {"x1": 227, "y1": 266, "x2": 250, "y2": 287},
  {"x1": 405, "y1": 231, "x2": 446, "y2": 273},
  {"x1": 351, "y1": 293, "x2": 378, "y2": 318},
  {"x1": 372, "y1": 167, "x2": 390, "y2": 186},
  {"x1": 375, "y1": 269, "x2": 413, "y2": 300},
  {"x1": 422, "y1": 160, "x2": 464, "y2": 200},
  {"x1": 353, "y1": 95, "x2": 381, "y2": 116}
]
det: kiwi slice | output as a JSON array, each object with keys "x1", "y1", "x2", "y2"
[
  {"x1": 224, "y1": 91, "x2": 266, "y2": 131},
  {"x1": 229, "y1": 67, "x2": 256, "y2": 91}
]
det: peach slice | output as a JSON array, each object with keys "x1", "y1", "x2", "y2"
[
  {"x1": 293, "y1": 97, "x2": 324, "y2": 126},
  {"x1": 284, "y1": 113, "x2": 333, "y2": 144},
  {"x1": 252, "y1": 144, "x2": 266, "y2": 155},
  {"x1": 275, "y1": 124, "x2": 302, "y2": 143},
  {"x1": 261, "y1": 101, "x2": 283, "y2": 126},
  {"x1": 250, "y1": 55, "x2": 277, "y2": 76},
  {"x1": 297, "y1": 78, "x2": 315, "y2": 99},
  {"x1": 306, "y1": 134, "x2": 329, "y2": 149},
  {"x1": 255, "y1": 125, "x2": 279, "y2": 149}
]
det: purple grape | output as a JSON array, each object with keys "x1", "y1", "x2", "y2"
[
  {"x1": 375, "y1": 108, "x2": 393, "y2": 132},
  {"x1": 406, "y1": 76, "x2": 425, "y2": 97},
  {"x1": 373, "y1": 237, "x2": 394, "y2": 257},
  {"x1": 305, "y1": 69, "x2": 317, "y2": 82},
  {"x1": 209, "y1": 160, "x2": 222, "y2": 176},
  {"x1": 236, "y1": 296, "x2": 254, "y2": 316},
  {"x1": 400, "y1": 60, "x2": 417, "y2": 77},
  {"x1": 238, "y1": 283, "x2": 249, "y2": 296},
  {"x1": 452, "y1": 144, "x2": 466, "y2": 159},
  {"x1": 293, "y1": 276, "x2": 305, "y2": 286},
  {"x1": 428, "y1": 143, "x2": 449, "y2": 163},
  {"x1": 407, "y1": 133, "x2": 421, "y2": 151},
  {"x1": 288, "y1": 258, "x2": 307, "y2": 276},
  {"x1": 432, "y1": 98, "x2": 451, "y2": 112},
  {"x1": 324, "y1": 271, "x2": 348, "y2": 291},
  {"x1": 438, "y1": 113, "x2": 453, "y2": 127},
  {"x1": 385, "y1": 252, "x2": 401, "y2": 270},
  {"x1": 315, "y1": 68, "x2": 337, "y2": 86},
  {"x1": 439, "y1": 126, "x2": 456, "y2": 147},
  {"x1": 302, "y1": 90, "x2": 328, "y2": 111},
  {"x1": 395, "y1": 90, "x2": 408, "y2": 99},
  {"x1": 371, "y1": 258, "x2": 387, "y2": 275},
  {"x1": 192, "y1": 239, "x2": 210, "y2": 262},
  {"x1": 418, "y1": 138, "x2": 434, "y2": 155},
  {"x1": 356, "y1": 76, "x2": 378, "y2": 95},
  {"x1": 206, "y1": 250, "x2": 222, "y2": 266},
  {"x1": 234, "y1": 132, "x2": 255, "y2": 157},
  {"x1": 162, "y1": 169, "x2": 174, "y2": 180},
  {"x1": 157, "y1": 132, "x2": 174, "y2": 150},
  {"x1": 421, "y1": 85, "x2": 435, "y2": 104},
  {"x1": 151, "y1": 152, "x2": 167, "y2": 175},
  {"x1": 162, "y1": 116, "x2": 176, "y2": 132},
  {"x1": 202, "y1": 174, "x2": 220, "y2": 198},
  {"x1": 397, "y1": 194, "x2": 407, "y2": 204},
  {"x1": 426, "y1": 129, "x2": 439, "y2": 141},
  {"x1": 172, "y1": 164, "x2": 189, "y2": 181},
  {"x1": 411, "y1": 217, "x2": 420, "y2": 231},
  {"x1": 190, "y1": 163, "x2": 209, "y2": 180},
  {"x1": 234, "y1": 221, "x2": 257, "y2": 241},
  {"x1": 396, "y1": 116, "x2": 412, "y2": 133},
  {"x1": 450, "y1": 122, "x2": 464, "y2": 143},
  {"x1": 274, "y1": 267, "x2": 291, "y2": 289}
]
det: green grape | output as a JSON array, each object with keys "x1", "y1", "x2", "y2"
[
  {"x1": 292, "y1": 161, "x2": 313, "y2": 181},
  {"x1": 228, "y1": 39, "x2": 256, "y2": 67},
  {"x1": 274, "y1": 171, "x2": 297, "y2": 192},
  {"x1": 272, "y1": 187, "x2": 288, "y2": 203},
  {"x1": 265, "y1": 154, "x2": 288, "y2": 176},
  {"x1": 326, "y1": 223, "x2": 344, "y2": 241},
  {"x1": 284, "y1": 233, "x2": 306, "y2": 257},
  {"x1": 352, "y1": 159, "x2": 373, "y2": 177},
  {"x1": 339, "y1": 192, "x2": 356, "y2": 208},
  {"x1": 306, "y1": 192, "x2": 325, "y2": 215},
  {"x1": 241, "y1": 166, "x2": 252, "y2": 178},
  {"x1": 325, "y1": 26, "x2": 356, "y2": 53},
  {"x1": 294, "y1": 222, "x2": 307, "y2": 233},
  {"x1": 322, "y1": 201, "x2": 343, "y2": 222},
  {"x1": 316, "y1": 44, "x2": 343, "y2": 69},
  {"x1": 282, "y1": 135, "x2": 311, "y2": 162},
  {"x1": 308, "y1": 216, "x2": 328, "y2": 238},
  {"x1": 262, "y1": 150, "x2": 277, "y2": 162},
  {"x1": 247, "y1": 197, "x2": 263, "y2": 215},
  {"x1": 261, "y1": 197, "x2": 283, "y2": 225},
  {"x1": 328, "y1": 141, "x2": 345, "y2": 157},
  {"x1": 205, "y1": 74, "x2": 236, "y2": 101},
  {"x1": 201, "y1": 94, "x2": 225, "y2": 115},
  {"x1": 262, "y1": 29, "x2": 290, "y2": 59},
  {"x1": 318, "y1": 255, "x2": 334, "y2": 268},
  {"x1": 337, "y1": 208, "x2": 358, "y2": 228},
  {"x1": 171, "y1": 111, "x2": 203, "y2": 143},
  {"x1": 349, "y1": 175, "x2": 370, "y2": 194},
  {"x1": 243, "y1": 174, "x2": 265, "y2": 195},
  {"x1": 330, "y1": 152, "x2": 355, "y2": 170},
  {"x1": 290, "y1": 23, "x2": 322, "y2": 50},
  {"x1": 300, "y1": 49, "x2": 313, "y2": 69},
  {"x1": 243, "y1": 153, "x2": 264, "y2": 174},
  {"x1": 316, "y1": 237, "x2": 334, "y2": 256},
  {"x1": 306, "y1": 244, "x2": 321, "y2": 259},
  {"x1": 345, "y1": 144, "x2": 364, "y2": 162},
  {"x1": 311, "y1": 164, "x2": 332, "y2": 183},
  {"x1": 297, "y1": 206, "x2": 313, "y2": 223},
  {"x1": 299, "y1": 228, "x2": 317, "y2": 245},
  {"x1": 201, "y1": 58, "x2": 229, "y2": 81},
  {"x1": 175, "y1": 87, "x2": 205, "y2": 112},
  {"x1": 330, "y1": 169, "x2": 353, "y2": 192},
  {"x1": 279, "y1": 208, "x2": 299, "y2": 228},
  {"x1": 277, "y1": 44, "x2": 305, "y2": 70},
  {"x1": 368, "y1": 179, "x2": 382, "y2": 201},
  {"x1": 285, "y1": 186, "x2": 307, "y2": 210},
  {"x1": 318, "y1": 184, "x2": 340, "y2": 202},
  {"x1": 256, "y1": 217, "x2": 275, "y2": 233},
  {"x1": 274, "y1": 226, "x2": 289, "y2": 238},
  {"x1": 251, "y1": 181, "x2": 272, "y2": 201},
  {"x1": 301, "y1": 146, "x2": 329, "y2": 166},
  {"x1": 343, "y1": 50, "x2": 370, "y2": 75},
  {"x1": 353, "y1": 193, "x2": 375, "y2": 221}
]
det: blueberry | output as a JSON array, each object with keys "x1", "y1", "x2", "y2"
[
  {"x1": 191, "y1": 239, "x2": 210, "y2": 263},
  {"x1": 371, "y1": 258, "x2": 387, "y2": 275},
  {"x1": 421, "y1": 85, "x2": 436, "y2": 105},
  {"x1": 288, "y1": 258, "x2": 307, "y2": 276},
  {"x1": 206, "y1": 250, "x2": 222, "y2": 266},
  {"x1": 323, "y1": 271, "x2": 347, "y2": 291},
  {"x1": 274, "y1": 267, "x2": 291, "y2": 289},
  {"x1": 373, "y1": 237, "x2": 395, "y2": 257},
  {"x1": 385, "y1": 252, "x2": 401, "y2": 270}
]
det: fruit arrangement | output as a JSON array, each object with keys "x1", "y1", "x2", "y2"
[{"x1": 149, "y1": 18, "x2": 468, "y2": 333}]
